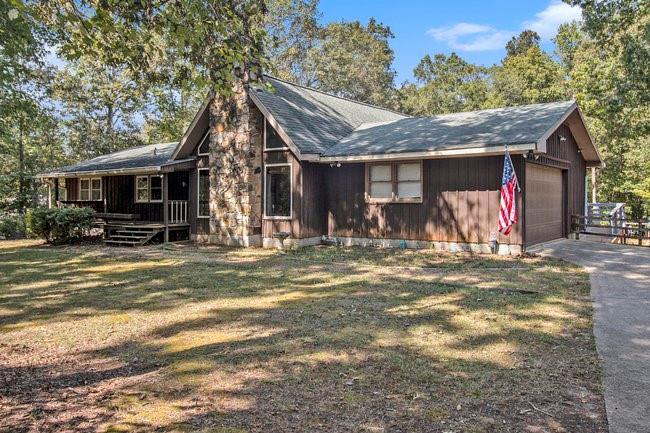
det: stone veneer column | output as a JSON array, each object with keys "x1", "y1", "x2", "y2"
[{"x1": 207, "y1": 76, "x2": 263, "y2": 246}]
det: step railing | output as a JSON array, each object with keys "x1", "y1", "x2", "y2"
[{"x1": 168, "y1": 200, "x2": 188, "y2": 224}]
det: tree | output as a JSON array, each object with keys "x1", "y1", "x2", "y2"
[
  {"x1": 266, "y1": 0, "x2": 321, "y2": 84},
  {"x1": 490, "y1": 44, "x2": 569, "y2": 106},
  {"x1": 554, "y1": 21, "x2": 584, "y2": 71},
  {"x1": 39, "y1": 1, "x2": 269, "y2": 93},
  {"x1": 51, "y1": 58, "x2": 147, "y2": 159},
  {"x1": 304, "y1": 18, "x2": 398, "y2": 107},
  {"x1": 399, "y1": 53, "x2": 491, "y2": 116},
  {"x1": 0, "y1": 2, "x2": 67, "y2": 214},
  {"x1": 563, "y1": 0, "x2": 650, "y2": 217},
  {"x1": 505, "y1": 30, "x2": 541, "y2": 57}
]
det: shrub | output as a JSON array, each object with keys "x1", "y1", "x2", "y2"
[
  {"x1": 26, "y1": 207, "x2": 95, "y2": 244},
  {"x1": 0, "y1": 213, "x2": 26, "y2": 239}
]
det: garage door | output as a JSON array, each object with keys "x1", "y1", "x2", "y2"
[{"x1": 525, "y1": 163, "x2": 564, "y2": 246}]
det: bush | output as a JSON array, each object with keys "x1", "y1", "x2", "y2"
[
  {"x1": 0, "y1": 213, "x2": 26, "y2": 239},
  {"x1": 26, "y1": 207, "x2": 95, "y2": 244}
]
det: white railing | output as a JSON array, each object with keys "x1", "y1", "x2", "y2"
[
  {"x1": 587, "y1": 202, "x2": 627, "y2": 235},
  {"x1": 168, "y1": 200, "x2": 188, "y2": 224}
]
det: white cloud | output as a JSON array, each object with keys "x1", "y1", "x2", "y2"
[
  {"x1": 426, "y1": 0, "x2": 583, "y2": 52},
  {"x1": 523, "y1": 0, "x2": 582, "y2": 39},
  {"x1": 427, "y1": 23, "x2": 513, "y2": 52}
]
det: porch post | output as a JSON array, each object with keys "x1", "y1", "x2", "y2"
[
  {"x1": 53, "y1": 178, "x2": 60, "y2": 207},
  {"x1": 163, "y1": 174, "x2": 169, "y2": 242},
  {"x1": 591, "y1": 167, "x2": 597, "y2": 203}
]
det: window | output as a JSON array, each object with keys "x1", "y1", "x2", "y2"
[
  {"x1": 197, "y1": 130, "x2": 209, "y2": 155},
  {"x1": 397, "y1": 163, "x2": 421, "y2": 199},
  {"x1": 79, "y1": 177, "x2": 102, "y2": 201},
  {"x1": 135, "y1": 175, "x2": 163, "y2": 203},
  {"x1": 369, "y1": 165, "x2": 392, "y2": 199},
  {"x1": 264, "y1": 164, "x2": 291, "y2": 218},
  {"x1": 198, "y1": 169, "x2": 210, "y2": 218},
  {"x1": 264, "y1": 120, "x2": 288, "y2": 150},
  {"x1": 366, "y1": 161, "x2": 422, "y2": 203}
]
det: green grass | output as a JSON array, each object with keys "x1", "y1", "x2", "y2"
[{"x1": 0, "y1": 239, "x2": 606, "y2": 433}]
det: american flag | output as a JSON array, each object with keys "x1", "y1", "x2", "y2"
[{"x1": 498, "y1": 151, "x2": 520, "y2": 235}]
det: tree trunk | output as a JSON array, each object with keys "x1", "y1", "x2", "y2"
[
  {"x1": 107, "y1": 104, "x2": 114, "y2": 133},
  {"x1": 18, "y1": 115, "x2": 26, "y2": 215}
]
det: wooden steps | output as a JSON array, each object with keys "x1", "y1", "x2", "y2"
[{"x1": 103, "y1": 226, "x2": 163, "y2": 246}]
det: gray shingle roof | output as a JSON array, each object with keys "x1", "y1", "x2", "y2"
[
  {"x1": 323, "y1": 100, "x2": 576, "y2": 157},
  {"x1": 43, "y1": 142, "x2": 178, "y2": 175},
  {"x1": 254, "y1": 76, "x2": 407, "y2": 154}
]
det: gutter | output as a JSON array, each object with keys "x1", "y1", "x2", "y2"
[{"x1": 318, "y1": 143, "x2": 537, "y2": 163}]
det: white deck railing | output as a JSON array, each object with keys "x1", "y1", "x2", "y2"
[{"x1": 168, "y1": 200, "x2": 188, "y2": 224}]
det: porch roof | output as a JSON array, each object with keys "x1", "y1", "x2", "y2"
[{"x1": 39, "y1": 142, "x2": 194, "y2": 178}]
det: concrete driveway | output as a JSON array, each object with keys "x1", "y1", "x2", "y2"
[{"x1": 530, "y1": 239, "x2": 650, "y2": 433}]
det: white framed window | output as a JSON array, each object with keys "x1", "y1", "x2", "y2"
[
  {"x1": 365, "y1": 161, "x2": 422, "y2": 203},
  {"x1": 397, "y1": 162, "x2": 422, "y2": 199},
  {"x1": 79, "y1": 177, "x2": 102, "y2": 201},
  {"x1": 264, "y1": 163, "x2": 292, "y2": 218},
  {"x1": 264, "y1": 120, "x2": 289, "y2": 151},
  {"x1": 135, "y1": 175, "x2": 163, "y2": 203},
  {"x1": 197, "y1": 168, "x2": 210, "y2": 218},
  {"x1": 197, "y1": 130, "x2": 209, "y2": 156}
]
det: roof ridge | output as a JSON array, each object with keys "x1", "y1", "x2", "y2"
[
  {"x1": 420, "y1": 100, "x2": 576, "y2": 120},
  {"x1": 262, "y1": 74, "x2": 409, "y2": 118}
]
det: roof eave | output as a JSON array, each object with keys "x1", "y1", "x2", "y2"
[
  {"x1": 318, "y1": 143, "x2": 536, "y2": 163},
  {"x1": 171, "y1": 94, "x2": 212, "y2": 160},
  {"x1": 249, "y1": 90, "x2": 315, "y2": 160},
  {"x1": 38, "y1": 158, "x2": 195, "y2": 179},
  {"x1": 535, "y1": 102, "x2": 602, "y2": 165}
]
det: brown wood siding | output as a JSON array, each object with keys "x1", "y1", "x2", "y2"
[
  {"x1": 544, "y1": 124, "x2": 586, "y2": 218},
  {"x1": 525, "y1": 164, "x2": 563, "y2": 245},
  {"x1": 104, "y1": 175, "x2": 163, "y2": 222},
  {"x1": 523, "y1": 124, "x2": 587, "y2": 246},
  {"x1": 324, "y1": 156, "x2": 524, "y2": 245},
  {"x1": 168, "y1": 171, "x2": 189, "y2": 201},
  {"x1": 65, "y1": 177, "x2": 78, "y2": 200},
  {"x1": 299, "y1": 162, "x2": 327, "y2": 238}
]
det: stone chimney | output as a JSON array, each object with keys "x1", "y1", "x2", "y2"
[{"x1": 207, "y1": 72, "x2": 264, "y2": 246}]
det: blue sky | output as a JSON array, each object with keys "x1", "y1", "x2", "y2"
[{"x1": 319, "y1": 0, "x2": 582, "y2": 84}]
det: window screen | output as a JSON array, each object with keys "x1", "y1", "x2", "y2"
[
  {"x1": 369, "y1": 164, "x2": 392, "y2": 199},
  {"x1": 367, "y1": 162, "x2": 422, "y2": 202},
  {"x1": 397, "y1": 163, "x2": 421, "y2": 199}
]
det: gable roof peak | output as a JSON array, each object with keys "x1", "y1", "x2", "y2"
[{"x1": 260, "y1": 74, "x2": 409, "y2": 118}]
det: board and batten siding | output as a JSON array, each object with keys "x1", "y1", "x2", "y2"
[
  {"x1": 544, "y1": 124, "x2": 586, "y2": 218},
  {"x1": 522, "y1": 124, "x2": 587, "y2": 246},
  {"x1": 323, "y1": 156, "x2": 524, "y2": 246}
]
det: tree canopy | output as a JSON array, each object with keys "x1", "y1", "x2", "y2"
[{"x1": 0, "y1": 0, "x2": 648, "y2": 217}]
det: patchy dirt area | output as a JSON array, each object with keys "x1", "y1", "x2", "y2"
[{"x1": 0, "y1": 240, "x2": 607, "y2": 432}]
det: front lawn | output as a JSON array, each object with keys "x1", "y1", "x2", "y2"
[{"x1": 0, "y1": 240, "x2": 606, "y2": 433}]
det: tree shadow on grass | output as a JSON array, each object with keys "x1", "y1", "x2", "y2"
[{"x1": 0, "y1": 245, "x2": 606, "y2": 433}]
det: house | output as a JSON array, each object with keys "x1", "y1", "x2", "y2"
[{"x1": 40, "y1": 75, "x2": 601, "y2": 253}]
